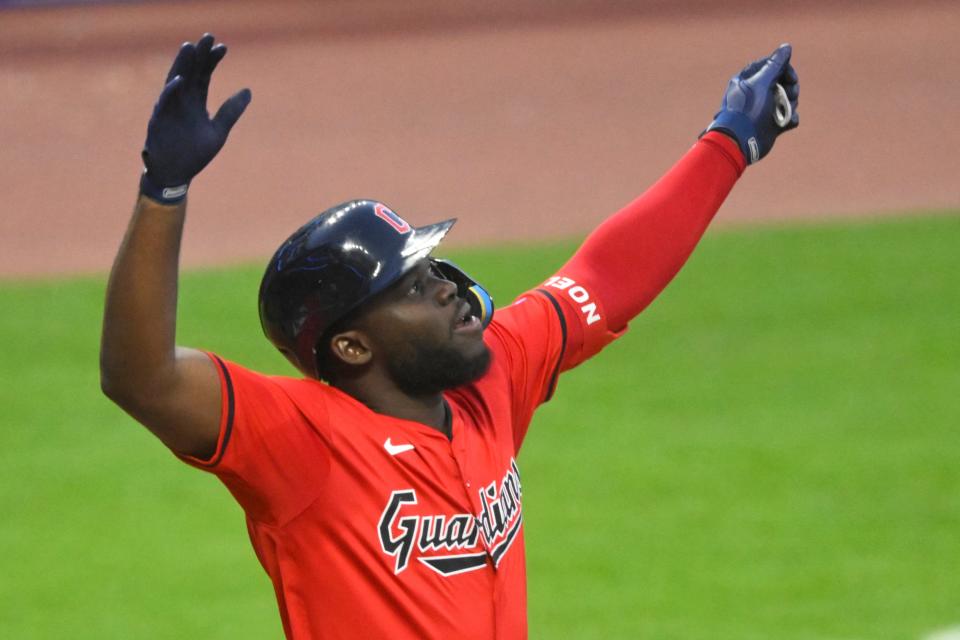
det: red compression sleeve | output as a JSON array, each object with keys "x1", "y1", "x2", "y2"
[{"x1": 560, "y1": 131, "x2": 746, "y2": 331}]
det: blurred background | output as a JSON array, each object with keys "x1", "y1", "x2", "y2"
[
  {"x1": 1, "y1": 0, "x2": 957, "y2": 277},
  {"x1": 1, "y1": 1, "x2": 958, "y2": 639}
]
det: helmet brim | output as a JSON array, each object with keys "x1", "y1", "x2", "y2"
[{"x1": 397, "y1": 218, "x2": 457, "y2": 266}]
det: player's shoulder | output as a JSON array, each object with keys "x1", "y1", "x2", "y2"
[
  {"x1": 479, "y1": 289, "x2": 564, "y2": 374},
  {"x1": 271, "y1": 373, "x2": 387, "y2": 424},
  {"x1": 263, "y1": 371, "x2": 345, "y2": 406},
  {"x1": 490, "y1": 289, "x2": 556, "y2": 325},
  {"x1": 216, "y1": 356, "x2": 339, "y2": 412},
  {"x1": 485, "y1": 289, "x2": 561, "y2": 345}
]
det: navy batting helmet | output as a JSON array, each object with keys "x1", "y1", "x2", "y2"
[{"x1": 258, "y1": 199, "x2": 494, "y2": 379}]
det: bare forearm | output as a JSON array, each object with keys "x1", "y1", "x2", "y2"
[
  {"x1": 100, "y1": 195, "x2": 186, "y2": 400},
  {"x1": 99, "y1": 35, "x2": 249, "y2": 457}
]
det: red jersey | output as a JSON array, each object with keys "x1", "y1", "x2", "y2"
[
  {"x1": 178, "y1": 282, "x2": 621, "y2": 639},
  {"x1": 176, "y1": 133, "x2": 744, "y2": 639}
]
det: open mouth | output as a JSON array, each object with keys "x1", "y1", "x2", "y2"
[{"x1": 453, "y1": 300, "x2": 481, "y2": 332}]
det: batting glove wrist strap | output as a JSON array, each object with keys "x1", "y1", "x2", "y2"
[
  {"x1": 703, "y1": 111, "x2": 761, "y2": 164},
  {"x1": 139, "y1": 170, "x2": 189, "y2": 204}
]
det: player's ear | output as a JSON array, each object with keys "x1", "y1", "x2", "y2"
[{"x1": 329, "y1": 330, "x2": 373, "y2": 366}]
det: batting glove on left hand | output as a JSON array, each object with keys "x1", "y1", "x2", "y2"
[{"x1": 703, "y1": 43, "x2": 799, "y2": 165}]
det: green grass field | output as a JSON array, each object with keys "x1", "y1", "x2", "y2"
[{"x1": 2, "y1": 213, "x2": 958, "y2": 639}]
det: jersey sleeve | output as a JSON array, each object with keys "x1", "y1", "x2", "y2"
[
  {"x1": 175, "y1": 354, "x2": 331, "y2": 526},
  {"x1": 486, "y1": 133, "x2": 743, "y2": 450},
  {"x1": 485, "y1": 277, "x2": 626, "y2": 450}
]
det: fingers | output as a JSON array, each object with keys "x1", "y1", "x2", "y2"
[
  {"x1": 212, "y1": 88, "x2": 252, "y2": 135},
  {"x1": 197, "y1": 43, "x2": 227, "y2": 89},
  {"x1": 208, "y1": 44, "x2": 228, "y2": 75},
  {"x1": 770, "y1": 42, "x2": 792, "y2": 67},
  {"x1": 155, "y1": 75, "x2": 185, "y2": 114},
  {"x1": 757, "y1": 43, "x2": 792, "y2": 82},
  {"x1": 741, "y1": 59, "x2": 765, "y2": 78},
  {"x1": 780, "y1": 61, "x2": 799, "y2": 130},
  {"x1": 784, "y1": 109, "x2": 800, "y2": 131},
  {"x1": 742, "y1": 42, "x2": 792, "y2": 83},
  {"x1": 159, "y1": 33, "x2": 248, "y2": 133},
  {"x1": 170, "y1": 34, "x2": 228, "y2": 108},
  {"x1": 780, "y1": 63, "x2": 799, "y2": 101},
  {"x1": 165, "y1": 42, "x2": 195, "y2": 85},
  {"x1": 169, "y1": 33, "x2": 220, "y2": 86},
  {"x1": 781, "y1": 63, "x2": 799, "y2": 87},
  {"x1": 190, "y1": 34, "x2": 217, "y2": 105},
  {"x1": 194, "y1": 33, "x2": 215, "y2": 78}
]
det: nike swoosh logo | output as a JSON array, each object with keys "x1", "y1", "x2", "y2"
[{"x1": 384, "y1": 438, "x2": 415, "y2": 456}]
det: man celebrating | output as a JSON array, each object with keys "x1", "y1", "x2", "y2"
[{"x1": 100, "y1": 34, "x2": 799, "y2": 639}]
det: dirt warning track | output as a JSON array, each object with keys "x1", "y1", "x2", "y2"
[{"x1": 1, "y1": 0, "x2": 957, "y2": 277}]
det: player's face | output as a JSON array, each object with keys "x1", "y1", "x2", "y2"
[{"x1": 361, "y1": 260, "x2": 491, "y2": 396}]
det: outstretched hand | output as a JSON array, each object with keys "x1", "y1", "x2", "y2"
[
  {"x1": 141, "y1": 33, "x2": 252, "y2": 203},
  {"x1": 704, "y1": 44, "x2": 799, "y2": 165}
]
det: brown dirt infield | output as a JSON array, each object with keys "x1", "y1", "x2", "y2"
[{"x1": 1, "y1": 0, "x2": 957, "y2": 278}]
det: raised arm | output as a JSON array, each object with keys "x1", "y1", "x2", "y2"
[
  {"x1": 555, "y1": 44, "x2": 800, "y2": 337},
  {"x1": 100, "y1": 34, "x2": 251, "y2": 458}
]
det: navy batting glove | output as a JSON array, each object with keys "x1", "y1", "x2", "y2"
[
  {"x1": 704, "y1": 43, "x2": 800, "y2": 165},
  {"x1": 140, "y1": 33, "x2": 252, "y2": 204}
]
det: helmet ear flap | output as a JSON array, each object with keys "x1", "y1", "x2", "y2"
[
  {"x1": 466, "y1": 283, "x2": 494, "y2": 327},
  {"x1": 430, "y1": 259, "x2": 495, "y2": 328}
]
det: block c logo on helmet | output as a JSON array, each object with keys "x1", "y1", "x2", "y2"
[{"x1": 374, "y1": 203, "x2": 412, "y2": 234}]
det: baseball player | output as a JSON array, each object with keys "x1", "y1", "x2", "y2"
[{"x1": 100, "y1": 34, "x2": 799, "y2": 639}]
